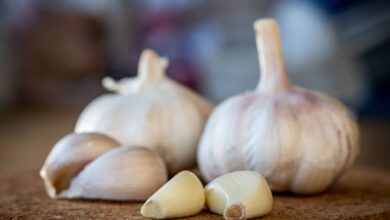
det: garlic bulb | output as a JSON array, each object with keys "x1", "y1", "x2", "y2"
[
  {"x1": 60, "y1": 146, "x2": 168, "y2": 201},
  {"x1": 40, "y1": 133, "x2": 120, "y2": 198},
  {"x1": 75, "y1": 49, "x2": 214, "y2": 174},
  {"x1": 205, "y1": 171, "x2": 273, "y2": 219},
  {"x1": 141, "y1": 171, "x2": 205, "y2": 219},
  {"x1": 198, "y1": 19, "x2": 359, "y2": 194}
]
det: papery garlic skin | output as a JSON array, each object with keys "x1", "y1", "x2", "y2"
[
  {"x1": 205, "y1": 171, "x2": 273, "y2": 219},
  {"x1": 40, "y1": 133, "x2": 120, "y2": 198},
  {"x1": 60, "y1": 146, "x2": 168, "y2": 201},
  {"x1": 198, "y1": 19, "x2": 359, "y2": 194},
  {"x1": 141, "y1": 171, "x2": 205, "y2": 219},
  {"x1": 75, "y1": 49, "x2": 214, "y2": 175}
]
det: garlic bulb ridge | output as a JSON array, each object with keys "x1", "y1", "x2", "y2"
[
  {"x1": 75, "y1": 49, "x2": 214, "y2": 175},
  {"x1": 198, "y1": 19, "x2": 359, "y2": 194}
]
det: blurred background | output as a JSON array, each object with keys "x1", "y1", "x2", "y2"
[{"x1": 0, "y1": 0, "x2": 389, "y2": 173}]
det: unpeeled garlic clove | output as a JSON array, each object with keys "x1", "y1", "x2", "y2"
[
  {"x1": 59, "y1": 146, "x2": 168, "y2": 201},
  {"x1": 141, "y1": 171, "x2": 205, "y2": 219},
  {"x1": 205, "y1": 171, "x2": 273, "y2": 220},
  {"x1": 40, "y1": 132, "x2": 120, "y2": 198}
]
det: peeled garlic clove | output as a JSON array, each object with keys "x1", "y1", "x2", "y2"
[
  {"x1": 198, "y1": 19, "x2": 359, "y2": 194},
  {"x1": 141, "y1": 171, "x2": 205, "y2": 219},
  {"x1": 40, "y1": 133, "x2": 120, "y2": 198},
  {"x1": 60, "y1": 146, "x2": 167, "y2": 201},
  {"x1": 205, "y1": 171, "x2": 273, "y2": 219},
  {"x1": 75, "y1": 49, "x2": 214, "y2": 175}
]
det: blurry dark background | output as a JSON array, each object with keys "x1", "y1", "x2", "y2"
[{"x1": 0, "y1": 0, "x2": 389, "y2": 173}]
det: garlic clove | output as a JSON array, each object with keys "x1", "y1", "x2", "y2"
[
  {"x1": 141, "y1": 170, "x2": 205, "y2": 219},
  {"x1": 205, "y1": 171, "x2": 273, "y2": 219},
  {"x1": 59, "y1": 146, "x2": 168, "y2": 201},
  {"x1": 40, "y1": 133, "x2": 120, "y2": 198}
]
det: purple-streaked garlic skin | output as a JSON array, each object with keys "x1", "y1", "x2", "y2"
[
  {"x1": 198, "y1": 86, "x2": 358, "y2": 194},
  {"x1": 197, "y1": 19, "x2": 359, "y2": 194}
]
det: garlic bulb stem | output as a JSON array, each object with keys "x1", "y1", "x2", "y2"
[
  {"x1": 101, "y1": 49, "x2": 169, "y2": 94},
  {"x1": 138, "y1": 49, "x2": 168, "y2": 84},
  {"x1": 254, "y1": 19, "x2": 290, "y2": 93}
]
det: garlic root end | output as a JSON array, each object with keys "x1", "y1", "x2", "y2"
[{"x1": 224, "y1": 203, "x2": 245, "y2": 220}]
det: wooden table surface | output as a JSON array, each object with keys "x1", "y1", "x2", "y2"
[{"x1": 0, "y1": 167, "x2": 389, "y2": 219}]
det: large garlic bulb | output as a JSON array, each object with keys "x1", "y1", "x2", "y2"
[
  {"x1": 198, "y1": 19, "x2": 359, "y2": 194},
  {"x1": 75, "y1": 49, "x2": 214, "y2": 174}
]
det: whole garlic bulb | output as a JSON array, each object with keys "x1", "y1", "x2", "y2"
[
  {"x1": 198, "y1": 19, "x2": 359, "y2": 194},
  {"x1": 75, "y1": 49, "x2": 214, "y2": 174}
]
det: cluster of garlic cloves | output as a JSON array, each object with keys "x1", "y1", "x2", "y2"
[
  {"x1": 198, "y1": 18, "x2": 359, "y2": 194},
  {"x1": 40, "y1": 133, "x2": 168, "y2": 201},
  {"x1": 40, "y1": 17, "x2": 362, "y2": 219},
  {"x1": 41, "y1": 49, "x2": 213, "y2": 201},
  {"x1": 140, "y1": 170, "x2": 273, "y2": 219},
  {"x1": 75, "y1": 49, "x2": 214, "y2": 175},
  {"x1": 40, "y1": 133, "x2": 120, "y2": 198}
]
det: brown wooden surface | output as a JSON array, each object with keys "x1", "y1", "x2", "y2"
[{"x1": 0, "y1": 167, "x2": 389, "y2": 219}]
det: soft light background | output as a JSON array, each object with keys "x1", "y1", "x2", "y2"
[{"x1": 0, "y1": 0, "x2": 389, "y2": 173}]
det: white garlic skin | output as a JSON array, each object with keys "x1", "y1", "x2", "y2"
[
  {"x1": 198, "y1": 19, "x2": 359, "y2": 194},
  {"x1": 60, "y1": 146, "x2": 168, "y2": 201},
  {"x1": 75, "y1": 49, "x2": 214, "y2": 175}
]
